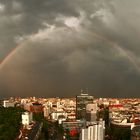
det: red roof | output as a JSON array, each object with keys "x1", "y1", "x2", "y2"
[
  {"x1": 69, "y1": 129, "x2": 77, "y2": 136},
  {"x1": 109, "y1": 104, "x2": 123, "y2": 108}
]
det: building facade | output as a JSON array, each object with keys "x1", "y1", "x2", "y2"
[
  {"x1": 3, "y1": 100, "x2": 15, "y2": 107},
  {"x1": 86, "y1": 103, "x2": 98, "y2": 122},
  {"x1": 80, "y1": 121, "x2": 105, "y2": 140},
  {"x1": 22, "y1": 112, "x2": 33, "y2": 126},
  {"x1": 76, "y1": 91, "x2": 94, "y2": 120}
]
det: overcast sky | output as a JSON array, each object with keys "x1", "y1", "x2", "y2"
[{"x1": 0, "y1": 0, "x2": 140, "y2": 98}]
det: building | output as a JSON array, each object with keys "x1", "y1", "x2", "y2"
[
  {"x1": 24, "y1": 102, "x2": 44, "y2": 113},
  {"x1": 86, "y1": 103, "x2": 98, "y2": 122},
  {"x1": 80, "y1": 121, "x2": 105, "y2": 140},
  {"x1": 62, "y1": 120, "x2": 85, "y2": 139},
  {"x1": 22, "y1": 112, "x2": 33, "y2": 126},
  {"x1": 76, "y1": 90, "x2": 94, "y2": 120},
  {"x1": 51, "y1": 110, "x2": 67, "y2": 121},
  {"x1": 3, "y1": 100, "x2": 15, "y2": 107},
  {"x1": 44, "y1": 106, "x2": 51, "y2": 119},
  {"x1": 30, "y1": 102, "x2": 44, "y2": 113},
  {"x1": 62, "y1": 120, "x2": 85, "y2": 130}
]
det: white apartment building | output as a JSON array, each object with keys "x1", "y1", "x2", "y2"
[
  {"x1": 80, "y1": 121, "x2": 105, "y2": 140},
  {"x1": 22, "y1": 112, "x2": 33, "y2": 126},
  {"x1": 3, "y1": 100, "x2": 15, "y2": 107}
]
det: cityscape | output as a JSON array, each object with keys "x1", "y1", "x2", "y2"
[
  {"x1": 1, "y1": 0, "x2": 140, "y2": 140},
  {"x1": 0, "y1": 92, "x2": 140, "y2": 140}
]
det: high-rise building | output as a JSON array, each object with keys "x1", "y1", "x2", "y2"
[
  {"x1": 80, "y1": 120, "x2": 105, "y2": 140},
  {"x1": 76, "y1": 90, "x2": 94, "y2": 120}
]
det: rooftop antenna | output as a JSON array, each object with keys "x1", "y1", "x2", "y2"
[
  {"x1": 80, "y1": 89, "x2": 83, "y2": 94},
  {"x1": 80, "y1": 89, "x2": 88, "y2": 96},
  {"x1": 86, "y1": 87, "x2": 89, "y2": 94}
]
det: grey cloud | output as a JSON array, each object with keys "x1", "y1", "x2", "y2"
[
  {"x1": 0, "y1": 0, "x2": 140, "y2": 98},
  {"x1": 0, "y1": 26, "x2": 139, "y2": 98}
]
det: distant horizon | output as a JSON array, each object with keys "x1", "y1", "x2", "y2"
[{"x1": 1, "y1": 93, "x2": 140, "y2": 99}]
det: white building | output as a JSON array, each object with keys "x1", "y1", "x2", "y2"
[
  {"x1": 51, "y1": 111, "x2": 67, "y2": 120},
  {"x1": 81, "y1": 128, "x2": 88, "y2": 140},
  {"x1": 80, "y1": 121, "x2": 105, "y2": 140},
  {"x1": 3, "y1": 100, "x2": 15, "y2": 107},
  {"x1": 22, "y1": 112, "x2": 33, "y2": 126},
  {"x1": 58, "y1": 116, "x2": 66, "y2": 124}
]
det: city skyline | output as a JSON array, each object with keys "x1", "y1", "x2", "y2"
[{"x1": 0, "y1": 0, "x2": 140, "y2": 98}]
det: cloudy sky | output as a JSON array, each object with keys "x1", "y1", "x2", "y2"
[{"x1": 0, "y1": 0, "x2": 140, "y2": 98}]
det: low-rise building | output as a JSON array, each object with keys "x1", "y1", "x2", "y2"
[
  {"x1": 51, "y1": 110, "x2": 67, "y2": 121},
  {"x1": 3, "y1": 100, "x2": 15, "y2": 107}
]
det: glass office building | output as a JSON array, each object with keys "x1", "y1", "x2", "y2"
[{"x1": 76, "y1": 91, "x2": 94, "y2": 120}]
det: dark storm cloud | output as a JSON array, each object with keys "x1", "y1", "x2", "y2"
[
  {"x1": 0, "y1": 0, "x2": 79, "y2": 59},
  {"x1": 0, "y1": 0, "x2": 140, "y2": 98}
]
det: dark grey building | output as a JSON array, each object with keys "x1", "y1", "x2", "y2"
[{"x1": 76, "y1": 90, "x2": 94, "y2": 120}]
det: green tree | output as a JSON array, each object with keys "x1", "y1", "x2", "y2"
[{"x1": 0, "y1": 106, "x2": 24, "y2": 140}]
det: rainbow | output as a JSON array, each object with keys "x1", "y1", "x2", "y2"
[
  {"x1": 0, "y1": 32, "x2": 139, "y2": 73},
  {"x1": 89, "y1": 30, "x2": 140, "y2": 72},
  {"x1": 0, "y1": 41, "x2": 26, "y2": 70}
]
